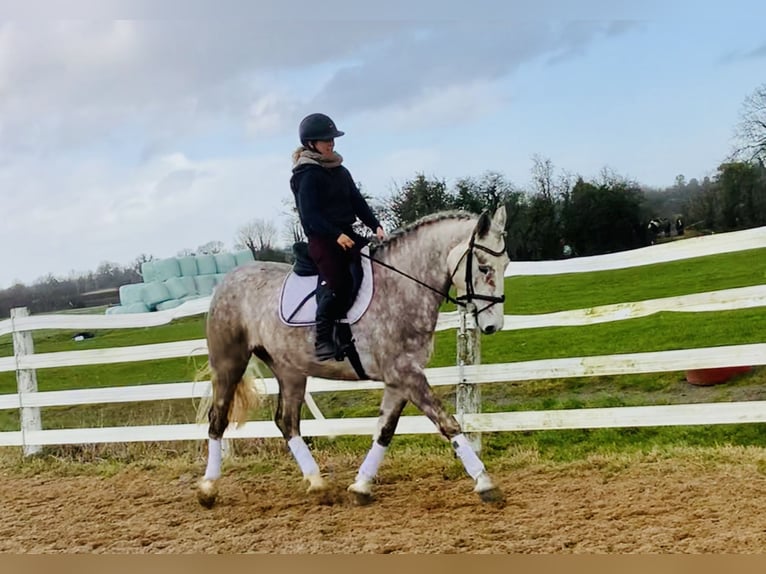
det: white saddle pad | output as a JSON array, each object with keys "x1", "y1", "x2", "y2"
[{"x1": 278, "y1": 246, "x2": 374, "y2": 326}]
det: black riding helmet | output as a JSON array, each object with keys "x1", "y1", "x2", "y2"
[{"x1": 299, "y1": 113, "x2": 345, "y2": 145}]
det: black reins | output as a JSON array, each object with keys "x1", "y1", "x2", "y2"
[{"x1": 360, "y1": 231, "x2": 507, "y2": 315}]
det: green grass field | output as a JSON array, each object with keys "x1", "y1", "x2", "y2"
[{"x1": 1, "y1": 247, "x2": 765, "y2": 463}]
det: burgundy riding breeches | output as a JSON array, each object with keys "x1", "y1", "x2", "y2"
[{"x1": 307, "y1": 233, "x2": 366, "y2": 313}]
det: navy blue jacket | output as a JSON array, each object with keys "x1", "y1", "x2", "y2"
[{"x1": 290, "y1": 163, "x2": 381, "y2": 240}]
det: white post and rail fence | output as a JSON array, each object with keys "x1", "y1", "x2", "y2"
[{"x1": 1, "y1": 227, "x2": 765, "y2": 455}]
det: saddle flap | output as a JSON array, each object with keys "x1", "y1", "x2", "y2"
[{"x1": 279, "y1": 245, "x2": 374, "y2": 326}]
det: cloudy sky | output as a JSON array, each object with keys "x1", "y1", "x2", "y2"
[{"x1": 1, "y1": 1, "x2": 765, "y2": 289}]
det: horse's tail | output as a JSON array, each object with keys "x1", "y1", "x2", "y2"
[{"x1": 194, "y1": 358, "x2": 264, "y2": 428}]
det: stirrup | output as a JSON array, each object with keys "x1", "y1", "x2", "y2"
[
  {"x1": 315, "y1": 340, "x2": 336, "y2": 361},
  {"x1": 334, "y1": 339, "x2": 353, "y2": 361}
]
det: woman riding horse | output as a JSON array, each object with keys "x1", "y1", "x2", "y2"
[{"x1": 290, "y1": 113, "x2": 386, "y2": 361}]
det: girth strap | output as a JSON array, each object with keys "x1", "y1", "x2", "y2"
[{"x1": 334, "y1": 323, "x2": 369, "y2": 380}]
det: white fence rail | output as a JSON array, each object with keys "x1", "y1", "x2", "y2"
[{"x1": 1, "y1": 227, "x2": 765, "y2": 451}]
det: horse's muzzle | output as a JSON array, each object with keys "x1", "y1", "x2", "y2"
[{"x1": 482, "y1": 325, "x2": 497, "y2": 335}]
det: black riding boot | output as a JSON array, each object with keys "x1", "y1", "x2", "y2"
[{"x1": 314, "y1": 284, "x2": 339, "y2": 361}]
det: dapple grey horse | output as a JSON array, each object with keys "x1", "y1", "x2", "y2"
[{"x1": 198, "y1": 207, "x2": 509, "y2": 507}]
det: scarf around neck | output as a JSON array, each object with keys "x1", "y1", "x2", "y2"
[{"x1": 292, "y1": 146, "x2": 344, "y2": 170}]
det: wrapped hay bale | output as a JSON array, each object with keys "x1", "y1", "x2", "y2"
[
  {"x1": 196, "y1": 254, "x2": 217, "y2": 275},
  {"x1": 214, "y1": 252, "x2": 236, "y2": 274},
  {"x1": 109, "y1": 302, "x2": 151, "y2": 314},
  {"x1": 156, "y1": 299, "x2": 183, "y2": 311},
  {"x1": 165, "y1": 276, "x2": 197, "y2": 300},
  {"x1": 194, "y1": 274, "x2": 217, "y2": 296},
  {"x1": 140, "y1": 260, "x2": 157, "y2": 283},
  {"x1": 234, "y1": 249, "x2": 254, "y2": 267},
  {"x1": 142, "y1": 281, "x2": 172, "y2": 308},
  {"x1": 178, "y1": 256, "x2": 198, "y2": 277},
  {"x1": 125, "y1": 302, "x2": 151, "y2": 313},
  {"x1": 214, "y1": 273, "x2": 228, "y2": 284},
  {"x1": 153, "y1": 258, "x2": 182, "y2": 281},
  {"x1": 119, "y1": 283, "x2": 145, "y2": 306}
]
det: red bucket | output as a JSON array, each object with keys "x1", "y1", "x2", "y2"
[{"x1": 685, "y1": 366, "x2": 753, "y2": 386}]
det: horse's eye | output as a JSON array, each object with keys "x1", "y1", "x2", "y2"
[{"x1": 478, "y1": 265, "x2": 491, "y2": 275}]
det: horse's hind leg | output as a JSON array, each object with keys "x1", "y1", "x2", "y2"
[
  {"x1": 274, "y1": 369, "x2": 328, "y2": 493},
  {"x1": 347, "y1": 387, "x2": 407, "y2": 505},
  {"x1": 400, "y1": 367, "x2": 503, "y2": 503},
  {"x1": 197, "y1": 343, "x2": 250, "y2": 508}
]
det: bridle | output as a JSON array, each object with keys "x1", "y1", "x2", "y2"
[
  {"x1": 360, "y1": 227, "x2": 507, "y2": 316},
  {"x1": 449, "y1": 231, "x2": 507, "y2": 315}
]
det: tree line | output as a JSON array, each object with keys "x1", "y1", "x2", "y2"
[
  {"x1": 3, "y1": 158, "x2": 764, "y2": 319},
  {"x1": 378, "y1": 158, "x2": 766, "y2": 260}
]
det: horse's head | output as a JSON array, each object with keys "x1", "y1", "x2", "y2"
[{"x1": 447, "y1": 206, "x2": 509, "y2": 334}]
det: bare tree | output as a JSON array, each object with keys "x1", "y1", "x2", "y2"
[
  {"x1": 236, "y1": 218, "x2": 278, "y2": 258},
  {"x1": 197, "y1": 240, "x2": 225, "y2": 255},
  {"x1": 283, "y1": 215, "x2": 305, "y2": 245},
  {"x1": 530, "y1": 154, "x2": 555, "y2": 201},
  {"x1": 734, "y1": 83, "x2": 766, "y2": 165}
]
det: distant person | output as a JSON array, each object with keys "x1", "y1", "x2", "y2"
[
  {"x1": 560, "y1": 238, "x2": 574, "y2": 258},
  {"x1": 675, "y1": 217, "x2": 685, "y2": 236},
  {"x1": 289, "y1": 113, "x2": 386, "y2": 361},
  {"x1": 647, "y1": 219, "x2": 660, "y2": 245}
]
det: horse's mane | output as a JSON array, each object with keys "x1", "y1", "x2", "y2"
[{"x1": 370, "y1": 210, "x2": 476, "y2": 255}]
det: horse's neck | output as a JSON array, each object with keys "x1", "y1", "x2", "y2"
[{"x1": 380, "y1": 219, "x2": 473, "y2": 307}]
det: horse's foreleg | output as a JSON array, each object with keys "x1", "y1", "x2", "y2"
[
  {"x1": 404, "y1": 371, "x2": 503, "y2": 503},
  {"x1": 198, "y1": 438, "x2": 223, "y2": 508},
  {"x1": 275, "y1": 373, "x2": 327, "y2": 493},
  {"x1": 347, "y1": 388, "x2": 407, "y2": 504}
]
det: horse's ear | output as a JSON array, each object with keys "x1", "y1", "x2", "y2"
[
  {"x1": 492, "y1": 205, "x2": 507, "y2": 230},
  {"x1": 476, "y1": 210, "x2": 492, "y2": 238}
]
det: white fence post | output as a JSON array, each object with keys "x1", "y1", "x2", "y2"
[
  {"x1": 11, "y1": 307, "x2": 42, "y2": 456},
  {"x1": 456, "y1": 305, "x2": 481, "y2": 452}
]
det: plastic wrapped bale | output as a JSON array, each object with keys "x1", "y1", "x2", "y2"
[
  {"x1": 233, "y1": 249, "x2": 255, "y2": 267},
  {"x1": 196, "y1": 254, "x2": 217, "y2": 275},
  {"x1": 125, "y1": 302, "x2": 151, "y2": 313},
  {"x1": 109, "y1": 302, "x2": 151, "y2": 314},
  {"x1": 194, "y1": 275, "x2": 217, "y2": 296},
  {"x1": 178, "y1": 256, "x2": 198, "y2": 277},
  {"x1": 180, "y1": 294, "x2": 202, "y2": 303},
  {"x1": 140, "y1": 260, "x2": 157, "y2": 283},
  {"x1": 165, "y1": 276, "x2": 197, "y2": 300},
  {"x1": 156, "y1": 299, "x2": 183, "y2": 311},
  {"x1": 153, "y1": 258, "x2": 182, "y2": 281},
  {"x1": 214, "y1": 273, "x2": 228, "y2": 284},
  {"x1": 142, "y1": 281, "x2": 172, "y2": 310},
  {"x1": 119, "y1": 283, "x2": 146, "y2": 306},
  {"x1": 214, "y1": 252, "x2": 236, "y2": 274}
]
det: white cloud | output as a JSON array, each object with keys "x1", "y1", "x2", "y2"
[
  {"x1": 356, "y1": 81, "x2": 509, "y2": 133},
  {"x1": 1, "y1": 151, "x2": 294, "y2": 286}
]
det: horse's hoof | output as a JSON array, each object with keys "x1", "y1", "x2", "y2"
[
  {"x1": 348, "y1": 489, "x2": 373, "y2": 506},
  {"x1": 305, "y1": 473, "x2": 329, "y2": 493},
  {"x1": 347, "y1": 480, "x2": 373, "y2": 506},
  {"x1": 197, "y1": 479, "x2": 218, "y2": 509},
  {"x1": 478, "y1": 487, "x2": 505, "y2": 505}
]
